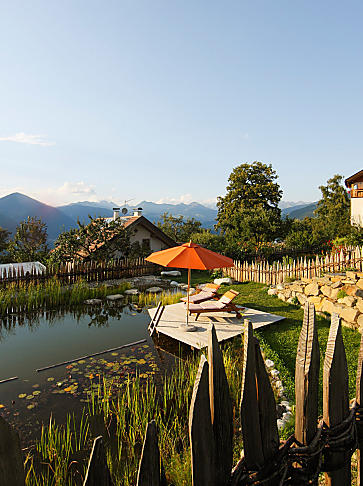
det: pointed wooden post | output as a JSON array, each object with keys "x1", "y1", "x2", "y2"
[
  {"x1": 295, "y1": 303, "x2": 320, "y2": 444},
  {"x1": 83, "y1": 436, "x2": 113, "y2": 486},
  {"x1": 0, "y1": 416, "x2": 25, "y2": 486},
  {"x1": 235, "y1": 321, "x2": 279, "y2": 484},
  {"x1": 208, "y1": 324, "x2": 233, "y2": 486},
  {"x1": 323, "y1": 314, "x2": 351, "y2": 485},
  {"x1": 295, "y1": 303, "x2": 320, "y2": 484},
  {"x1": 137, "y1": 420, "x2": 165, "y2": 486},
  {"x1": 355, "y1": 332, "x2": 363, "y2": 485},
  {"x1": 189, "y1": 355, "x2": 215, "y2": 486}
]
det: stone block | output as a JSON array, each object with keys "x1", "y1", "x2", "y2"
[
  {"x1": 320, "y1": 285, "x2": 332, "y2": 298},
  {"x1": 301, "y1": 277, "x2": 312, "y2": 283},
  {"x1": 346, "y1": 271, "x2": 357, "y2": 281},
  {"x1": 356, "y1": 298, "x2": 363, "y2": 313},
  {"x1": 321, "y1": 299, "x2": 343, "y2": 315},
  {"x1": 284, "y1": 290, "x2": 292, "y2": 299},
  {"x1": 330, "y1": 276, "x2": 343, "y2": 283},
  {"x1": 304, "y1": 282, "x2": 319, "y2": 296},
  {"x1": 330, "y1": 288, "x2": 340, "y2": 300},
  {"x1": 357, "y1": 313, "x2": 363, "y2": 329},
  {"x1": 146, "y1": 287, "x2": 163, "y2": 293},
  {"x1": 340, "y1": 307, "x2": 359, "y2": 323},
  {"x1": 356, "y1": 289, "x2": 363, "y2": 298},
  {"x1": 317, "y1": 277, "x2": 332, "y2": 285},
  {"x1": 297, "y1": 293, "x2": 308, "y2": 305},
  {"x1": 341, "y1": 296, "x2": 357, "y2": 307},
  {"x1": 290, "y1": 284, "x2": 305, "y2": 293},
  {"x1": 357, "y1": 279, "x2": 363, "y2": 290},
  {"x1": 308, "y1": 296, "x2": 322, "y2": 304},
  {"x1": 344, "y1": 285, "x2": 358, "y2": 296},
  {"x1": 341, "y1": 319, "x2": 358, "y2": 330},
  {"x1": 214, "y1": 277, "x2": 233, "y2": 285},
  {"x1": 125, "y1": 289, "x2": 139, "y2": 295},
  {"x1": 331, "y1": 280, "x2": 343, "y2": 289},
  {"x1": 267, "y1": 288, "x2": 278, "y2": 296},
  {"x1": 161, "y1": 270, "x2": 181, "y2": 277},
  {"x1": 278, "y1": 293, "x2": 287, "y2": 302},
  {"x1": 106, "y1": 294, "x2": 124, "y2": 301}
]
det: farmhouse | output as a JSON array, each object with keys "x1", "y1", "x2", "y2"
[
  {"x1": 345, "y1": 170, "x2": 363, "y2": 226},
  {"x1": 105, "y1": 207, "x2": 176, "y2": 256}
]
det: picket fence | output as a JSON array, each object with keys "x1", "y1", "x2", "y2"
[
  {"x1": 1, "y1": 303, "x2": 363, "y2": 485},
  {"x1": 0, "y1": 258, "x2": 157, "y2": 288},
  {"x1": 224, "y1": 246, "x2": 363, "y2": 286}
]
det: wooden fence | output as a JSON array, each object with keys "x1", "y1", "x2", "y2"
[
  {"x1": 0, "y1": 258, "x2": 158, "y2": 288},
  {"x1": 224, "y1": 245, "x2": 363, "y2": 285},
  {"x1": 2, "y1": 303, "x2": 363, "y2": 484}
]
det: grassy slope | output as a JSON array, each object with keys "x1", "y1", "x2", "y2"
[{"x1": 169, "y1": 271, "x2": 361, "y2": 405}]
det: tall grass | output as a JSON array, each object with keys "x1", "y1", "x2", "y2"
[
  {"x1": 135, "y1": 290, "x2": 185, "y2": 307},
  {"x1": 24, "y1": 341, "x2": 244, "y2": 486},
  {"x1": 0, "y1": 279, "x2": 131, "y2": 316}
]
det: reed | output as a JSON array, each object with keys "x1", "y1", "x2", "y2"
[
  {"x1": 24, "y1": 340, "x2": 244, "y2": 486},
  {"x1": 0, "y1": 278, "x2": 131, "y2": 316},
  {"x1": 135, "y1": 290, "x2": 185, "y2": 307}
]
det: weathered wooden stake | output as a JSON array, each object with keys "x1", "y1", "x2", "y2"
[
  {"x1": 323, "y1": 313, "x2": 351, "y2": 485},
  {"x1": 0, "y1": 416, "x2": 25, "y2": 486},
  {"x1": 83, "y1": 436, "x2": 113, "y2": 486},
  {"x1": 356, "y1": 331, "x2": 363, "y2": 485},
  {"x1": 137, "y1": 420, "x2": 165, "y2": 486}
]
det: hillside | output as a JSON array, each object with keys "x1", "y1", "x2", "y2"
[
  {"x1": 0, "y1": 193, "x2": 75, "y2": 242},
  {"x1": 288, "y1": 202, "x2": 317, "y2": 219}
]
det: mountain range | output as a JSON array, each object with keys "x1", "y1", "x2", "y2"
[{"x1": 0, "y1": 192, "x2": 318, "y2": 244}]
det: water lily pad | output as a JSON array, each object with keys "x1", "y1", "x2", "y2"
[
  {"x1": 64, "y1": 387, "x2": 72, "y2": 392},
  {"x1": 66, "y1": 364, "x2": 73, "y2": 369},
  {"x1": 111, "y1": 352, "x2": 118, "y2": 356},
  {"x1": 33, "y1": 390, "x2": 41, "y2": 396},
  {"x1": 47, "y1": 377, "x2": 55, "y2": 382},
  {"x1": 57, "y1": 382, "x2": 63, "y2": 387},
  {"x1": 26, "y1": 395, "x2": 34, "y2": 400},
  {"x1": 0, "y1": 404, "x2": 5, "y2": 409},
  {"x1": 78, "y1": 360, "x2": 86, "y2": 364},
  {"x1": 18, "y1": 394, "x2": 27, "y2": 399},
  {"x1": 27, "y1": 404, "x2": 36, "y2": 410},
  {"x1": 32, "y1": 384, "x2": 40, "y2": 388}
]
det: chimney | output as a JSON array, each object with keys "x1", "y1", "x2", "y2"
[
  {"x1": 113, "y1": 208, "x2": 120, "y2": 220},
  {"x1": 133, "y1": 207, "x2": 143, "y2": 217}
]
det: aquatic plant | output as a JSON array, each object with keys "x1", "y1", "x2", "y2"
[{"x1": 0, "y1": 278, "x2": 131, "y2": 316}]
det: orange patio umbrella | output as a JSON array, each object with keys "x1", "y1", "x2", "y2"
[{"x1": 145, "y1": 241, "x2": 234, "y2": 330}]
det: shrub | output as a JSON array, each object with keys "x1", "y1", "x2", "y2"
[{"x1": 337, "y1": 289, "x2": 348, "y2": 300}]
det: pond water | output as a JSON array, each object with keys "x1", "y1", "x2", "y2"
[{"x1": 0, "y1": 301, "x2": 177, "y2": 445}]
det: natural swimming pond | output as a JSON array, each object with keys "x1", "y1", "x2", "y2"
[{"x1": 0, "y1": 301, "x2": 177, "y2": 445}]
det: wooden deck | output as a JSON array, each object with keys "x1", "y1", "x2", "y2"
[{"x1": 147, "y1": 302, "x2": 284, "y2": 349}]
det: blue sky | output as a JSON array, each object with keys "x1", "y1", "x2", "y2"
[{"x1": 0, "y1": 1, "x2": 362, "y2": 207}]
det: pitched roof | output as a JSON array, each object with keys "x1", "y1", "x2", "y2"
[{"x1": 345, "y1": 170, "x2": 363, "y2": 187}]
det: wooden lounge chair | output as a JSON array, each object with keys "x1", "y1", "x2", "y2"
[
  {"x1": 188, "y1": 289, "x2": 243, "y2": 320},
  {"x1": 180, "y1": 283, "x2": 221, "y2": 304}
]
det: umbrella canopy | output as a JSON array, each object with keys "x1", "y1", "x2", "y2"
[
  {"x1": 145, "y1": 241, "x2": 234, "y2": 269},
  {"x1": 145, "y1": 241, "x2": 234, "y2": 330}
]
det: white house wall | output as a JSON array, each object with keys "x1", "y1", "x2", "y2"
[
  {"x1": 129, "y1": 224, "x2": 167, "y2": 252},
  {"x1": 351, "y1": 198, "x2": 363, "y2": 226}
]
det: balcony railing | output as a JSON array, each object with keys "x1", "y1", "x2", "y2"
[{"x1": 350, "y1": 189, "x2": 363, "y2": 198}]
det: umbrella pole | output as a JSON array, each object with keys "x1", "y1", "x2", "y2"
[{"x1": 186, "y1": 268, "x2": 191, "y2": 326}]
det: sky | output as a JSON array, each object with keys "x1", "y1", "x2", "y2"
[{"x1": 0, "y1": 0, "x2": 362, "y2": 208}]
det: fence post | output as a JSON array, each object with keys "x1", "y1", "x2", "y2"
[
  {"x1": 232, "y1": 320, "x2": 279, "y2": 484},
  {"x1": 83, "y1": 436, "x2": 113, "y2": 486},
  {"x1": 208, "y1": 324, "x2": 233, "y2": 485},
  {"x1": 189, "y1": 355, "x2": 215, "y2": 486},
  {"x1": 323, "y1": 313, "x2": 351, "y2": 485},
  {"x1": 356, "y1": 332, "x2": 363, "y2": 485},
  {"x1": 0, "y1": 416, "x2": 25, "y2": 486},
  {"x1": 136, "y1": 420, "x2": 166, "y2": 486}
]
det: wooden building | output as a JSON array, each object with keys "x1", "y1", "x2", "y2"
[{"x1": 345, "y1": 170, "x2": 363, "y2": 226}]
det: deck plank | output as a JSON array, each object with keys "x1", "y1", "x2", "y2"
[{"x1": 147, "y1": 303, "x2": 284, "y2": 349}]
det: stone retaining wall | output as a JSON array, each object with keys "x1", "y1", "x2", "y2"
[{"x1": 268, "y1": 271, "x2": 363, "y2": 331}]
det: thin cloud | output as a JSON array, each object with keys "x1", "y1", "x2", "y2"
[
  {"x1": 57, "y1": 181, "x2": 96, "y2": 196},
  {"x1": 0, "y1": 132, "x2": 55, "y2": 146}
]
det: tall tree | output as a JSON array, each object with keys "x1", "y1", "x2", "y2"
[
  {"x1": 51, "y1": 216, "x2": 131, "y2": 263},
  {"x1": 157, "y1": 212, "x2": 202, "y2": 242},
  {"x1": 217, "y1": 162, "x2": 282, "y2": 243},
  {"x1": 0, "y1": 227, "x2": 10, "y2": 263},
  {"x1": 314, "y1": 174, "x2": 350, "y2": 238},
  {"x1": 8, "y1": 217, "x2": 48, "y2": 262}
]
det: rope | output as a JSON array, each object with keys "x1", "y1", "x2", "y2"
[{"x1": 231, "y1": 404, "x2": 361, "y2": 485}]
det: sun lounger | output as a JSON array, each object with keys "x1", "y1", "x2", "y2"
[
  {"x1": 180, "y1": 283, "x2": 221, "y2": 304},
  {"x1": 188, "y1": 289, "x2": 243, "y2": 320}
]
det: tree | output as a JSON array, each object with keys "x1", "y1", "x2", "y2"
[
  {"x1": 51, "y1": 217, "x2": 131, "y2": 263},
  {"x1": 157, "y1": 212, "x2": 202, "y2": 242},
  {"x1": 189, "y1": 230, "x2": 226, "y2": 253},
  {"x1": 0, "y1": 227, "x2": 10, "y2": 262},
  {"x1": 314, "y1": 174, "x2": 350, "y2": 238},
  {"x1": 217, "y1": 162, "x2": 283, "y2": 244},
  {"x1": 8, "y1": 217, "x2": 48, "y2": 262}
]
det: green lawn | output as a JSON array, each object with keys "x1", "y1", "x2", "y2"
[{"x1": 167, "y1": 271, "x2": 362, "y2": 406}]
